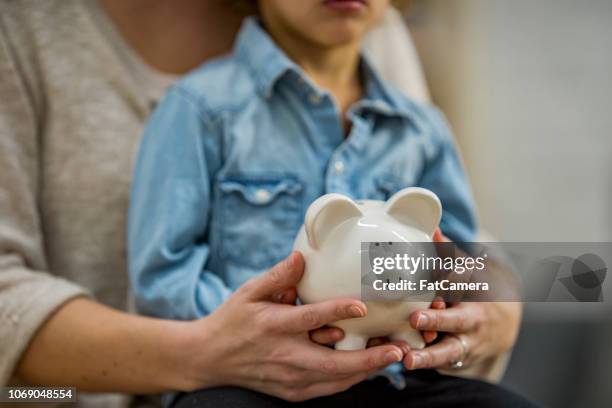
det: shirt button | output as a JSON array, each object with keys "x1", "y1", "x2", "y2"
[
  {"x1": 309, "y1": 93, "x2": 322, "y2": 105},
  {"x1": 254, "y1": 189, "x2": 271, "y2": 203},
  {"x1": 334, "y1": 160, "x2": 345, "y2": 174}
]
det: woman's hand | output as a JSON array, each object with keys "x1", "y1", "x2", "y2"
[
  {"x1": 404, "y1": 301, "x2": 520, "y2": 371},
  {"x1": 403, "y1": 231, "x2": 521, "y2": 371},
  {"x1": 182, "y1": 252, "x2": 404, "y2": 402}
]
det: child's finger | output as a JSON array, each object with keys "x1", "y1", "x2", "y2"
[
  {"x1": 386, "y1": 340, "x2": 411, "y2": 356},
  {"x1": 433, "y1": 228, "x2": 443, "y2": 242},
  {"x1": 423, "y1": 330, "x2": 437, "y2": 343},
  {"x1": 275, "y1": 287, "x2": 297, "y2": 304},
  {"x1": 433, "y1": 228, "x2": 451, "y2": 243},
  {"x1": 310, "y1": 326, "x2": 344, "y2": 345},
  {"x1": 431, "y1": 297, "x2": 447, "y2": 310},
  {"x1": 366, "y1": 336, "x2": 390, "y2": 348}
]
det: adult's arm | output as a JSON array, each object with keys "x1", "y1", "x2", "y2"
[
  {"x1": 0, "y1": 13, "x2": 184, "y2": 391},
  {"x1": 0, "y1": 19, "x2": 88, "y2": 385},
  {"x1": 15, "y1": 298, "x2": 199, "y2": 392},
  {"x1": 17, "y1": 253, "x2": 405, "y2": 400}
]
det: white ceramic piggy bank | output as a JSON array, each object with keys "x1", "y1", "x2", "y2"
[{"x1": 293, "y1": 187, "x2": 442, "y2": 350}]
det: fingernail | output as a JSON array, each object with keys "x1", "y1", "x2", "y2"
[
  {"x1": 410, "y1": 354, "x2": 423, "y2": 369},
  {"x1": 348, "y1": 305, "x2": 365, "y2": 318},
  {"x1": 416, "y1": 314, "x2": 428, "y2": 329},
  {"x1": 384, "y1": 350, "x2": 402, "y2": 365}
]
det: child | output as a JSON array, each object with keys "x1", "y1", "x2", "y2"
[{"x1": 128, "y1": 0, "x2": 476, "y2": 324}]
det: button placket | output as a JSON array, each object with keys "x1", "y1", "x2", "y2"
[
  {"x1": 333, "y1": 160, "x2": 345, "y2": 174},
  {"x1": 324, "y1": 111, "x2": 372, "y2": 194},
  {"x1": 345, "y1": 113, "x2": 373, "y2": 152},
  {"x1": 326, "y1": 150, "x2": 350, "y2": 194}
]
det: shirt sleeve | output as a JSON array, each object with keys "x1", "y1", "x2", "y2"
[
  {"x1": 0, "y1": 23, "x2": 87, "y2": 385},
  {"x1": 128, "y1": 87, "x2": 231, "y2": 320},
  {"x1": 418, "y1": 108, "x2": 479, "y2": 243}
]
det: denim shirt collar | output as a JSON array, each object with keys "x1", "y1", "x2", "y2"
[
  {"x1": 234, "y1": 17, "x2": 296, "y2": 98},
  {"x1": 234, "y1": 17, "x2": 416, "y2": 120}
]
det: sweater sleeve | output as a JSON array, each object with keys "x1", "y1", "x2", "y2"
[{"x1": 0, "y1": 20, "x2": 87, "y2": 385}]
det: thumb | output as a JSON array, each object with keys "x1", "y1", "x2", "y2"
[{"x1": 241, "y1": 251, "x2": 305, "y2": 301}]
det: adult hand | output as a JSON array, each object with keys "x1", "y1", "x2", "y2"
[
  {"x1": 403, "y1": 231, "x2": 521, "y2": 371},
  {"x1": 183, "y1": 252, "x2": 404, "y2": 402},
  {"x1": 404, "y1": 301, "x2": 520, "y2": 371}
]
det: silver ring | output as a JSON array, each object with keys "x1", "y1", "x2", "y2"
[
  {"x1": 450, "y1": 360, "x2": 464, "y2": 369},
  {"x1": 448, "y1": 334, "x2": 469, "y2": 369}
]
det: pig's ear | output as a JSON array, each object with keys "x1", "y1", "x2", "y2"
[
  {"x1": 305, "y1": 194, "x2": 363, "y2": 250},
  {"x1": 384, "y1": 187, "x2": 441, "y2": 237}
]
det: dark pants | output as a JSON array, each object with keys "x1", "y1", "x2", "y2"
[{"x1": 173, "y1": 370, "x2": 538, "y2": 408}]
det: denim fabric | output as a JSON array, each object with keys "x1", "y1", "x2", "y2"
[{"x1": 128, "y1": 17, "x2": 477, "y2": 320}]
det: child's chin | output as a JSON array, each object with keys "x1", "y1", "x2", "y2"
[{"x1": 313, "y1": 26, "x2": 365, "y2": 47}]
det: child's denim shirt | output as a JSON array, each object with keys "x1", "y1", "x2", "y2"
[{"x1": 128, "y1": 17, "x2": 477, "y2": 320}]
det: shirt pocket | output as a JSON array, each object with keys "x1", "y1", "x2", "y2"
[{"x1": 216, "y1": 174, "x2": 304, "y2": 269}]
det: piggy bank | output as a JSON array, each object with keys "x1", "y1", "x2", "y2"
[{"x1": 293, "y1": 187, "x2": 442, "y2": 350}]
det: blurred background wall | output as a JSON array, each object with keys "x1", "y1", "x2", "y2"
[{"x1": 403, "y1": 1, "x2": 612, "y2": 406}]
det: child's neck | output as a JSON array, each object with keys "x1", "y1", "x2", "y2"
[{"x1": 264, "y1": 23, "x2": 364, "y2": 134}]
